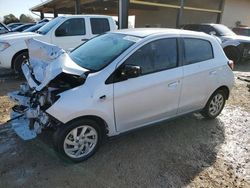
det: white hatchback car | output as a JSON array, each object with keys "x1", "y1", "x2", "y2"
[{"x1": 9, "y1": 28, "x2": 234, "y2": 162}]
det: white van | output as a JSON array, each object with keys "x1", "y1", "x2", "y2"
[{"x1": 0, "y1": 15, "x2": 117, "y2": 73}]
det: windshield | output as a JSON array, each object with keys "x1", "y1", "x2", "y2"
[
  {"x1": 37, "y1": 17, "x2": 65, "y2": 35},
  {"x1": 24, "y1": 23, "x2": 44, "y2": 32},
  {"x1": 213, "y1": 24, "x2": 236, "y2": 36},
  {"x1": 70, "y1": 33, "x2": 138, "y2": 71}
]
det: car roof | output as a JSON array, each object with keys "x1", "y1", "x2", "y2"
[
  {"x1": 184, "y1": 23, "x2": 223, "y2": 27},
  {"x1": 233, "y1": 27, "x2": 250, "y2": 29},
  {"x1": 111, "y1": 28, "x2": 209, "y2": 38},
  {"x1": 60, "y1": 14, "x2": 113, "y2": 18}
]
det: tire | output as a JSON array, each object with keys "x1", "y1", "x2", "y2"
[
  {"x1": 13, "y1": 51, "x2": 28, "y2": 75},
  {"x1": 201, "y1": 90, "x2": 226, "y2": 119},
  {"x1": 224, "y1": 46, "x2": 240, "y2": 64},
  {"x1": 53, "y1": 119, "x2": 102, "y2": 162}
]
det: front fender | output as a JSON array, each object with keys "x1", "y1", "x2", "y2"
[{"x1": 46, "y1": 84, "x2": 116, "y2": 136}]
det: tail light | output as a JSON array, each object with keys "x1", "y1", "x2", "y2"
[{"x1": 228, "y1": 60, "x2": 234, "y2": 70}]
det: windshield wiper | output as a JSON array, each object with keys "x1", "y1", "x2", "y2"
[{"x1": 36, "y1": 31, "x2": 43, "y2": 34}]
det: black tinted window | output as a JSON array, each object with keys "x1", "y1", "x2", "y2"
[
  {"x1": 90, "y1": 18, "x2": 110, "y2": 34},
  {"x1": 55, "y1": 18, "x2": 85, "y2": 37},
  {"x1": 183, "y1": 25, "x2": 200, "y2": 31},
  {"x1": 124, "y1": 38, "x2": 178, "y2": 75},
  {"x1": 184, "y1": 38, "x2": 213, "y2": 65},
  {"x1": 199, "y1": 25, "x2": 218, "y2": 35}
]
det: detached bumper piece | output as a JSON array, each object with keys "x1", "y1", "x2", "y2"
[
  {"x1": 8, "y1": 90, "x2": 49, "y2": 141},
  {"x1": 11, "y1": 111, "x2": 37, "y2": 140}
]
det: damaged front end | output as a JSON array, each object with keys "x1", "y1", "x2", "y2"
[{"x1": 8, "y1": 39, "x2": 88, "y2": 140}]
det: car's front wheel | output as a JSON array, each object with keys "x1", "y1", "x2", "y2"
[
  {"x1": 201, "y1": 90, "x2": 226, "y2": 119},
  {"x1": 54, "y1": 119, "x2": 102, "y2": 162},
  {"x1": 13, "y1": 51, "x2": 28, "y2": 75}
]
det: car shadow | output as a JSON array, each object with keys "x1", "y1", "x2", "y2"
[{"x1": 29, "y1": 113, "x2": 225, "y2": 188}]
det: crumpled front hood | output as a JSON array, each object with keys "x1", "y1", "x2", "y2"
[{"x1": 22, "y1": 38, "x2": 88, "y2": 91}]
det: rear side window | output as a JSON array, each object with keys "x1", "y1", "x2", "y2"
[
  {"x1": 183, "y1": 38, "x2": 213, "y2": 65},
  {"x1": 124, "y1": 38, "x2": 178, "y2": 75},
  {"x1": 90, "y1": 18, "x2": 110, "y2": 34},
  {"x1": 55, "y1": 18, "x2": 85, "y2": 37}
]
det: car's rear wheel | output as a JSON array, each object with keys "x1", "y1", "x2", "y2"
[
  {"x1": 224, "y1": 46, "x2": 241, "y2": 64},
  {"x1": 201, "y1": 90, "x2": 226, "y2": 119},
  {"x1": 53, "y1": 119, "x2": 102, "y2": 162},
  {"x1": 13, "y1": 51, "x2": 28, "y2": 75}
]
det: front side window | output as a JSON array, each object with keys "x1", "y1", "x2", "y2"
[
  {"x1": 123, "y1": 38, "x2": 178, "y2": 75},
  {"x1": 183, "y1": 38, "x2": 213, "y2": 65},
  {"x1": 55, "y1": 18, "x2": 86, "y2": 37},
  {"x1": 90, "y1": 18, "x2": 110, "y2": 34}
]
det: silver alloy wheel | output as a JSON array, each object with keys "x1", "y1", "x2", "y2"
[
  {"x1": 63, "y1": 125, "x2": 98, "y2": 159},
  {"x1": 208, "y1": 93, "x2": 224, "y2": 116}
]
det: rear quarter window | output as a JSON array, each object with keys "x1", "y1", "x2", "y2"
[
  {"x1": 183, "y1": 38, "x2": 214, "y2": 65},
  {"x1": 90, "y1": 18, "x2": 110, "y2": 34}
]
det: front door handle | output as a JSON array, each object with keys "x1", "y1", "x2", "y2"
[
  {"x1": 81, "y1": 39, "x2": 88, "y2": 42},
  {"x1": 168, "y1": 81, "x2": 179, "y2": 88},
  {"x1": 209, "y1": 70, "x2": 217, "y2": 75}
]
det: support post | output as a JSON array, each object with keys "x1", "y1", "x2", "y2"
[
  {"x1": 75, "y1": 0, "x2": 81, "y2": 14},
  {"x1": 217, "y1": 0, "x2": 225, "y2": 23},
  {"x1": 176, "y1": 0, "x2": 184, "y2": 28},
  {"x1": 118, "y1": 0, "x2": 129, "y2": 29},
  {"x1": 40, "y1": 11, "x2": 44, "y2": 20},
  {"x1": 54, "y1": 8, "x2": 58, "y2": 17}
]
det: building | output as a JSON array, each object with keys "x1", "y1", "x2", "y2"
[{"x1": 30, "y1": 0, "x2": 250, "y2": 29}]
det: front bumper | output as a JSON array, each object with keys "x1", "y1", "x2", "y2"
[{"x1": 0, "y1": 47, "x2": 14, "y2": 69}]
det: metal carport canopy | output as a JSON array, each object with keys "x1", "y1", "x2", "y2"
[{"x1": 30, "y1": 0, "x2": 224, "y2": 28}]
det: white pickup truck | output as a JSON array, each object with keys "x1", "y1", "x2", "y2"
[{"x1": 0, "y1": 15, "x2": 117, "y2": 73}]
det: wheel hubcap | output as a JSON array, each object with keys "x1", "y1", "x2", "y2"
[
  {"x1": 208, "y1": 93, "x2": 224, "y2": 116},
  {"x1": 63, "y1": 125, "x2": 98, "y2": 159}
]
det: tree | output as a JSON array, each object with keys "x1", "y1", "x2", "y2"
[
  {"x1": 3, "y1": 14, "x2": 19, "y2": 24},
  {"x1": 19, "y1": 14, "x2": 35, "y2": 23}
]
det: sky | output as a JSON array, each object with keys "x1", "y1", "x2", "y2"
[{"x1": 0, "y1": 0, "x2": 46, "y2": 21}]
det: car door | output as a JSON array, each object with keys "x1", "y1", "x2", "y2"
[
  {"x1": 113, "y1": 38, "x2": 183, "y2": 133},
  {"x1": 178, "y1": 37, "x2": 216, "y2": 114},
  {"x1": 52, "y1": 18, "x2": 89, "y2": 50},
  {"x1": 89, "y1": 18, "x2": 111, "y2": 37}
]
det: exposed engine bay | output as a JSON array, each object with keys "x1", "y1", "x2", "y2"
[{"x1": 8, "y1": 39, "x2": 88, "y2": 140}]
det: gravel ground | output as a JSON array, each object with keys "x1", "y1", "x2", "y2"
[{"x1": 0, "y1": 64, "x2": 249, "y2": 188}]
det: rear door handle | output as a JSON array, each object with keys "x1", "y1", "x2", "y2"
[
  {"x1": 168, "y1": 81, "x2": 179, "y2": 88},
  {"x1": 99, "y1": 95, "x2": 106, "y2": 100},
  {"x1": 209, "y1": 70, "x2": 217, "y2": 75}
]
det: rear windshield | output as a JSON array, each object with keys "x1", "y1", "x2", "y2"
[{"x1": 213, "y1": 24, "x2": 236, "y2": 36}]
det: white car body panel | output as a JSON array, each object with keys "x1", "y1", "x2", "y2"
[
  {"x1": 0, "y1": 15, "x2": 117, "y2": 69},
  {"x1": 22, "y1": 38, "x2": 88, "y2": 91}
]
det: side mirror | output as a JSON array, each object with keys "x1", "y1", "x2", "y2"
[
  {"x1": 209, "y1": 31, "x2": 217, "y2": 36},
  {"x1": 120, "y1": 64, "x2": 142, "y2": 80},
  {"x1": 55, "y1": 28, "x2": 66, "y2": 36}
]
